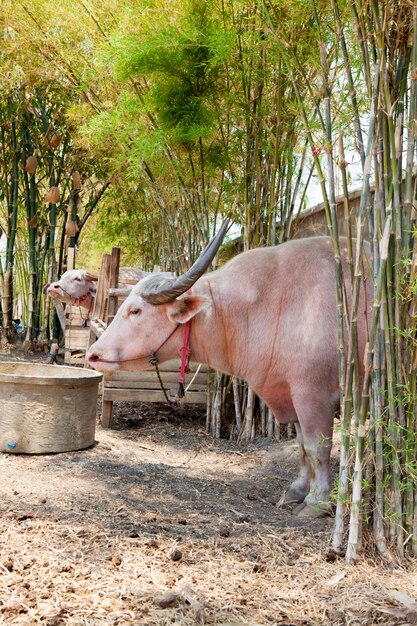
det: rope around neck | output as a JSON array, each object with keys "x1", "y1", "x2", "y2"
[
  {"x1": 149, "y1": 352, "x2": 173, "y2": 404},
  {"x1": 148, "y1": 318, "x2": 192, "y2": 403}
]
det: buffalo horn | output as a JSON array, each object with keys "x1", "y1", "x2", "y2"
[
  {"x1": 141, "y1": 219, "x2": 230, "y2": 304},
  {"x1": 84, "y1": 272, "x2": 98, "y2": 282}
]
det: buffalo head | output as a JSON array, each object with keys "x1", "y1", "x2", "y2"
[
  {"x1": 87, "y1": 220, "x2": 230, "y2": 372},
  {"x1": 47, "y1": 269, "x2": 98, "y2": 308}
]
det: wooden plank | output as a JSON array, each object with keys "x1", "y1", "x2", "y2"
[
  {"x1": 66, "y1": 316, "x2": 86, "y2": 326},
  {"x1": 104, "y1": 370, "x2": 208, "y2": 383},
  {"x1": 64, "y1": 350, "x2": 86, "y2": 365},
  {"x1": 65, "y1": 340, "x2": 88, "y2": 349},
  {"x1": 65, "y1": 343, "x2": 88, "y2": 351},
  {"x1": 65, "y1": 307, "x2": 90, "y2": 359},
  {"x1": 108, "y1": 287, "x2": 132, "y2": 298},
  {"x1": 66, "y1": 328, "x2": 90, "y2": 337},
  {"x1": 101, "y1": 400, "x2": 114, "y2": 428},
  {"x1": 69, "y1": 355, "x2": 86, "y2": 365},
  {"x1": 65, "y1": 329, "x2": 90, "y2": 339},
  {"x1": 104, "y1": 379, "x2": 208, "y2": 390},
  {"x1": 103, "y1": 388, "x2": 207, "y2": 404},
  {"x1": 65, "y1": 338, "x2": 89, "y2": 347},
  {"x1": 84, "y1": 253, "x2": 112, "y2": 368},
  {"x1": 67, "y1": 247, "x2": 75, "y2": 270},
  {"x1": 64, "y1": 346, "x2": 87, "y2": 354},
  {"x1": 103, "y1": 361, "x2": 207, "y2": 379},
  {"x1": 67, "y1": 341, "x2": 89, "y2": 356},
  {"x1": 96, "y1": 255, "x2": 112, "y2": 321},
  {"x1": 90, "y1": 319, "x2": 107, "y2": 339},
  {"x1": 92, "y1": 256, "x2": 111, "y2": 326},
  {"x1": 108, "y1": 247, "x2": 121, "y2": 319},
  {"x1": 118, "y1": 278, "x2": 139, "y2": 286},
  {"x1": 105, "y1": 381, "x2": 177, "y2": 390},
  {"x1": 65, "y1": 342, "x2": 89, "y2": 352},
  {"x1": 110, "y1": 247, "x2": 121, "y2": 285},
  {"x1": 66, "y1": 324, "x2": 89, "y2": 332},
  {"x1": 104, "y1": 370, "x2": 207, "y2": 382},
  {"x1": 66, "y1": 348, "x2": 86, "y2": 356},
  {"x1": 65, "y1": 307, "x2": 89, "y2": 325}
]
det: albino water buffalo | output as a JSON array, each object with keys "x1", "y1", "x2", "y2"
[
  {"x1": 87, "y1": 222, "x2": 372, "y2": 516},
  {"x1": 47, "y1": 269, "x2": 99, "y2": 311},
  {"x1": 47, "y1": 268, "x2": 173, "y2": 311}
]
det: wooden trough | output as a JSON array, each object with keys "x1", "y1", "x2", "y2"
[{"x1": 0, "y1": 363, "x2": 102, "y2": 454}]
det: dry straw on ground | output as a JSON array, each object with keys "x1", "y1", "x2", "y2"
[{"x1": 0, "y1": 399, "x2": 416, "y2": 625}]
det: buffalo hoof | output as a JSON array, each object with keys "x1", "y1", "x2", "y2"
[
  {"x1": 293, "y1": 502, "x2": 332, "y2": 518},
  {"x1": 283, "y1": 487, "x2": 308, "y2": 505}
]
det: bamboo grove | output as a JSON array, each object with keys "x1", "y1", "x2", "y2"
[
  {"x1": 0, "y1": 86, "x2": 109, "y2": 346},
  {"x1": 209, "y1": 0, "x2": 417, "y2": 560},
  {"x1": 264, "y1": 0, "x2": 417, "y2": 561},
  {"x1": 1, "y1": 0, "x2": 417, "y2": 559}
]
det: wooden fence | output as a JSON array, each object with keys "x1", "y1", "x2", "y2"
[{"x1": 86, "y1": 247, "x2": 209, "y2": 428}]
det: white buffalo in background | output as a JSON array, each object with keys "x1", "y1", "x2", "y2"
[
  {"x1": 47, "y1": 269, "x2": 99, "y2": 310},
  {"x1": 47, "y1": 268, "x2": 160, "y2": 310}
]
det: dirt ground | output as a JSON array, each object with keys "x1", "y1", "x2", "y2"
[{"x1": 1, "y1": 351, "x2": 417, "y2": 625}]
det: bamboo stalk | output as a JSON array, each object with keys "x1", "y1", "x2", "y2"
[
  {"x1": 267, "y1": 408, "x2": 275, "y2": 440},
  {"x1": 346, "y1": 216, "x2": 391, "y2": 562},
  {"x1": 22, "y1": 118, "x2": 38, "y2": 345},
  {"x1": 260, "y1": 401, "x2": 266, "y2": 438},
  {"x1": 243, "y1": 387, "x2": 255, "y2": 444},
  {"x1": 332, "y1": 0, "x2": 365, "y2": 167},
  {"x1": 338, "y1": 136, "x2": 354, "y2": 283},
  {"x1": 211, "y1": 372, "x2": 223, "y2": 439},
  {"x1": 4, "y1": 112, "x2": 19, "y2": 338},
  {"x1": 404, "y1": 6, "x2": 417, "y2": 239},
  {"x1": 232, "y1": 377, "x2": 243, "y2": 435},
  {"x1": 373, "y1": 325, "x2": 388, "y2": 555},
  {"x1": 1, "y1": 268, "x2": 11, "y2": 344}
]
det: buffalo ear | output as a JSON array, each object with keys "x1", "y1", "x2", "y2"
[
  {"x1": 166, "y1": 295, "x2": 211, "y2": 324},
  {"x1": 85, "y1": 272, "x2": 98, "y2": 282}
]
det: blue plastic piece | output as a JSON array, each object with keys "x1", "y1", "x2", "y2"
[{"x1": 7, "y1": 441, "x2": 16, "y2": 449}]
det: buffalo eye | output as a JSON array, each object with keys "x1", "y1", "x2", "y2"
[
  {"x1": 73, "y1": 276, "x2": 82, "y2": 282},
  {"x1": 129, "y1": 307, "x2": 142, "y2": 316}
]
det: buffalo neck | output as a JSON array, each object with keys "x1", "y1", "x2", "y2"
[{"x1": 187, "y1": 278, "x2": 238, "y2": 378}]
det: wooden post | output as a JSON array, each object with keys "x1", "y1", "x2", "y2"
[
  {"x1": 101, "y1": 400, "x2": 114, "y2": 429},
  {"x1": 108, "y1": 247, "x2": 121, "y2": 323},
  {"x1": 67, "y1": 247, "x2": 75, "y2": 271},
  {"x1": 84, "y1": 253, "x2": 112, "y2": 367}
]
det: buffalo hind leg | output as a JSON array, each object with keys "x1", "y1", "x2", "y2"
[
  {"x1": 292, "y1": 394, "x2": 334, "y2": 517},
  {"x1": 283, "y1": 423, "x2": 311, "y2": 504}
]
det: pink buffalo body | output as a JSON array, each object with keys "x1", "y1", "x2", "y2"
[{"x1": 87, "y1": 236, "x2": 372, "y2": 516}]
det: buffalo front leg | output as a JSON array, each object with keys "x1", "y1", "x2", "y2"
[
  {"x1": 296, "y1": 435, "x2": 332, "y2": 517},
  {"x1": 283, "y1": 423, "x2": 311, "y2": 504},
  {"x1": 292, "y1": 394, "x2": 334, "y2": 517}
]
